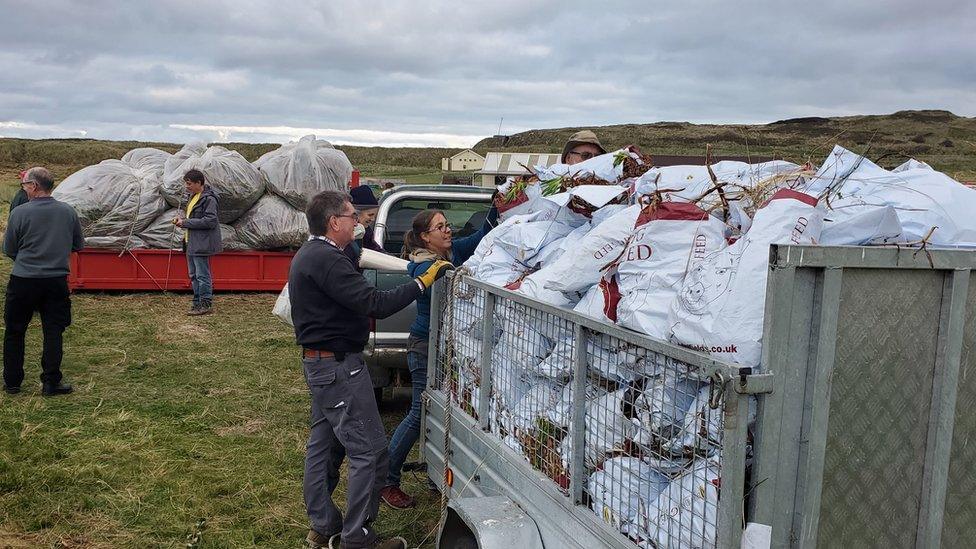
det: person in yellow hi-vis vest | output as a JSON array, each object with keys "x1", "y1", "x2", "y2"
[{"x1": 173, "y1": 169, "x2": 222, "y2": 315}]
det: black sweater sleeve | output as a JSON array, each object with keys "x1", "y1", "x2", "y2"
[{"x1": 322, "y1": 251, "x2": 421, "y2": 319}]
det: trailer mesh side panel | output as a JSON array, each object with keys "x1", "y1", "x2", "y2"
[{"x1": 433, "y1": 274, "x2": 734, "y2": 548}]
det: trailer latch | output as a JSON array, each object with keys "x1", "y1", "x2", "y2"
[{"x1": 733, "y1": 368, "x2": 774, "y2": 395}]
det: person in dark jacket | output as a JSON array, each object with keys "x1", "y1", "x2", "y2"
[
  {"x1": 3, "y1": 167, "x2": 84, "y2": 396},
  {"x1": 380, "y1": 204, "x2": 498, "y2": 509},
  {"x1": 289, "y1": 190, "x2": 452, "y2": 549},
  {"x1": 7, "y1": 170, "x2": 29, "y2": 220},
  {"x1": 349, "y1": 185, "x2": 383, "y2": 253},
  {"x1": 173, "y1": 169, "x2": 221, "y2": 315}
]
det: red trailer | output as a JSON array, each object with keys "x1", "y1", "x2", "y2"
[{"x1": 68, "y1": 249, "x2": 294, "y2": 291}]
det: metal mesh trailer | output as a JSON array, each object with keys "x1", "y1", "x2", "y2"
[
  {"x1": 422, "y1": 273, "x2": 758, "y2": 548},
  {"x1": 421, "y1": 244, "x2": 976, "y2": 548}
]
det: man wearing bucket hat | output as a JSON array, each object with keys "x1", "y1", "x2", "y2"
[{"x1": 561, "y1": 130, "x2": 607, "y2": 165}]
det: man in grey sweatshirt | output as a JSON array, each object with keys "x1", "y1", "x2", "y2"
[{"x1": 3, "y1": 167, "x2": 84, "y2": 396}]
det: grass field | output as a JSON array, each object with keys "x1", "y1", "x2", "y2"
[
  {"x1": 0, "y1": 188, "x2": 440, "y2": 546},
  {"x1": 0, "y1": 272, "x2": 441, "y2": 548}
]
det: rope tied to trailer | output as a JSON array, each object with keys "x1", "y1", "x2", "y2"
[{"x1": 438, "y1": 267, "x2": 472, "y2": 524}]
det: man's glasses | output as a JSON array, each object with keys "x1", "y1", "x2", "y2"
[
  {"x1": 425, "y1": 223, "x2": 453, "y2": 234},
  {"x1": 335, "y1": 212, "x2": 360, "y2": 222},
  {"x1": 567, "y1": 151, "x2": 597, "y2": 161}
]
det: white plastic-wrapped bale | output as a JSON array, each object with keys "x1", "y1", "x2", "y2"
[
  {"x1": 161, "y1": 144, "x2": 265, "y2": 223},
  {"x1": 121, "y1": 147, "x2": 171, "y2": 177},
  {"x1": 53, "y1": 159, "x2": 167, "y2": 238},
  {"x1": 220, "y1": 224, "x2": 249, "y2": 251},
  {"x1": 137, "y1": 208, "x2": 182, "y2": 249},
  {"x1": 233, "y1": 194, "x2": 309, "y2": 249},
  {"x1": 83, "y1": 235, "x2": 146, "y2": 250},
  {"x1": 254, "y1": 135, "x2": 353, "y2": 210}
]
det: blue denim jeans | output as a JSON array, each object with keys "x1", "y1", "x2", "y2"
[
  {"x1": 386, "y1": 339, "x2": 428, "y2": 487},
  {"x1": 187, "y1": 254, "x2": 213, "y2": 304}
]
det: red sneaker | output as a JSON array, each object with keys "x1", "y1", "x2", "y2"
[{"x1": 380, "y1": 485, "x2": 417, "y2": 509}]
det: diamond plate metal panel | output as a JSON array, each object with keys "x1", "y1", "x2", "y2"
[
  {"x1": 816, "y1": 269, "x2": 942, "y2": 548},
  {"x1": 941, "y1": 279, "x2": 976, "y2": 547}
]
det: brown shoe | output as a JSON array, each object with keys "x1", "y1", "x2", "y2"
[
  {"x1": 305, "y1": 529, "x2": 337, "y2": 548},
  {"x1": 370, "y1": 538, "x2": 407, "y2": 549},
  {"x1": 380, "y1": 485, "x2": 416, "y2": 509}
]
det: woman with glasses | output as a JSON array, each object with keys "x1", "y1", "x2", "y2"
[{"x1": 380, "y1": 204, "x2": 498, "y2": 509}]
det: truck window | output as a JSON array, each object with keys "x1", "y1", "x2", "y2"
[{"x1": 383, "y1": 199, "x2": 491, "y2": 256}]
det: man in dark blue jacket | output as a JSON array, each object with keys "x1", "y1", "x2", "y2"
[
  {"x1": 174, "y1": 169, "x2": 221, "y2": 315},
  {"x1": 289, "y1": 190, "x2": 452, "y2": 549}
]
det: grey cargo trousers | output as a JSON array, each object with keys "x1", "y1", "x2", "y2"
[{"x1": 303, "y1": 352, "x2": 388, "y2": 549}]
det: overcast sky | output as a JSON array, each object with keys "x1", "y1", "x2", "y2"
[{"x1": 1, "y1": 0, "x2": 974, "y2": 147}]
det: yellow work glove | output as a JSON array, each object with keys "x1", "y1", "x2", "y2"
[{"x1": 416, "y1": 260, "x2": 455, "y2": 289}]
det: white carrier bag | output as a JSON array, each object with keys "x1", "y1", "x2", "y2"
[
  {"x1": 273, "y1": 284, "x2": 292, "y2": 326},
  {"x1": 669, "y1": 189, "x2": 824, "y2": 367},
  {"x1": 615, "y1": 201, "x2": 727, "y2": 340}
]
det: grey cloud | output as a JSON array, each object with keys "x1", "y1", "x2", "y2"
[{"x1": 0, "y1": 0, "x2": 973, "y2": 146}]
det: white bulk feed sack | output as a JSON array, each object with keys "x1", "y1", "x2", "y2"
[
  {"x1": 547, "y1": 382, "x2": 607, "y2": 429},
  {"x1": 254, "y1": 135, "x2": 353, "y2": 210},
  {"x1": 493, "y1": 218, "x2": 579, "y2": 265},
  {"x1": 819, "y1": 204, "x2": 903, "y2": 246},
  {"x1": 573, "y1": 277, "x2": 620, "y2": 324},
  {"x1": 534, "y1": 148, "x2": 642, "y2": 183},
  {"x1": 805, "y1": 145, "x2": 976, "y2": 247},
  {"x1": 615, "y1": 202, "x2": 727, "y2": 340},
  {"x1": 634, "y1": 160, "x2": 801, "y2": 208},
  {"x1": 232, "y1": 194, "x2": 309, "y2": 249},
  {"x1": 544, "y1": 205, "x2": 642, "y2": 294},
  {"x1": 558, "y1": 389, "x2": 632, "y2": 469},
  {"x1": 669, "y1": 189, "x2": 824, "y2": 367},
  {"x1": 631, "y1": 375, "x2": 703, "y2": 451},
  {"x1": 588, "y1": 457, "x2": 670, "y2": 539},
  {"x1": 54, "y1": 160, "x2": 167, "y2": 238},
  {"x1": 509, "y1": 377, "x2": 564, "y2": 433},
  {"x1": 161, "y1": 145, "x2": 265, "y2": 224},
  {"x1": 638, "y1": 457, "x2": 721, "y2": 549}
]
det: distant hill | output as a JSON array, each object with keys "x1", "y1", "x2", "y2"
[
  {"x1": 1, "y1": 110, "x2": 973, "y2": 185},
  {"x1": 474, "y1": 110, "x2": 976, "y2": 180}
]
